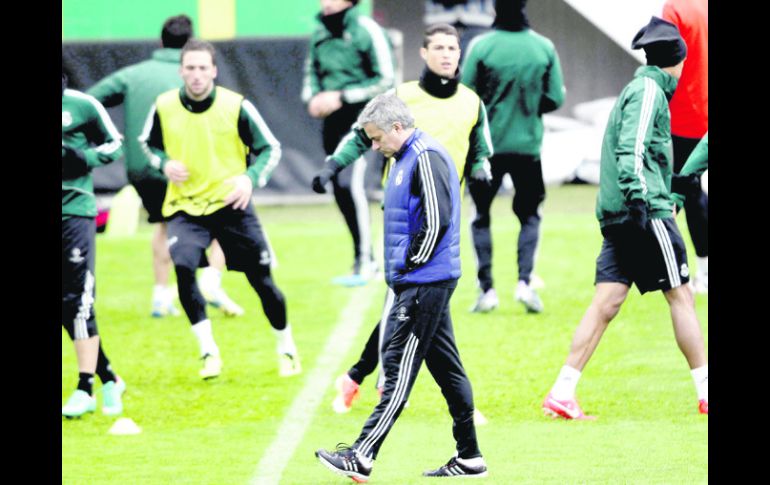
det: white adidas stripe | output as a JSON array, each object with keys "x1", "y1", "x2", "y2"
[
  {"x1": 73, "y1": 270, "x2": 95, "y2": 340},
  {"x1": 413, "y1": 150, "x2": 439, "y2": 264},
  {"x1": 359, "y1": 333, "x2": 420, "y2": 457},
  {"x1": 652, "y1": 219, "x2": 680, "y2": 287}
]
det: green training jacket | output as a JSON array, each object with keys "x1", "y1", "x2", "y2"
[
  {"x1": 596, "y1": 66, "x2": 680, "y2": 228},
  {"x1": 461, "y1": 28, "x2": 565, "y2": 156},
  {"x1": 62, "y1": 89, "x2": 123, "y2": 219},
  {"x1": 87, "y1": 48, "x2": 182, "y2": 183},
  {"x1": 301, "y1": 6, "x2": 395, "y2": 105}
]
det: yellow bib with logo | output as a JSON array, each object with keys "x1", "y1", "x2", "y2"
[
  {"x1": 396, "y1": 81, "x2": 479, "y2": 178},
  {"x1": 157, "y1": 87, "x2": 248, "y2": 217},
  {"x1": 383, "y1": 82, "x2": 480, "y2": 195}
]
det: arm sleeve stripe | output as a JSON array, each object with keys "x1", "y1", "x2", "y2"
[
  {"x1": 242, "y1": 99, "x2": 282, "y2": 187},
  {"x1": 479, "y1": 101, "x2": 494, "y2": 157},
  {"x1": 633, "y1": 78, "x2": 655, "y2": 196},
  {"x1": 344, "y1": 18, "x2": 395, "y2": 103},
  {"x1": 137, "y1": 104, "x2": 162, "y2": 169},
  {"x1": 301, "y1": 56, "x2": 314, "y2": 103},
  {"x1": 66, "y1": 89, "x2": 122, "y2": 142},
  {"x1": 412, "y1": 143, "x2": 441, "y2": 264}
]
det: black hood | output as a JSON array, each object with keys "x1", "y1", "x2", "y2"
[{"x1": 493, "y1": 0, "x2": 530, "y2": 32}]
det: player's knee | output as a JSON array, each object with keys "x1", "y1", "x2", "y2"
[
  {"x1": 595, "y1": 289, "x2": 627, "y2": 321},
  {"x1": 665, "y1": 283, "x2": 694, "y2": 307},
  {"x1": 174, "y1": 265, "x2": 197, "y2": 287},
  {"x1": 62, "y1": 316, "x2": 98, "y2": 341}
]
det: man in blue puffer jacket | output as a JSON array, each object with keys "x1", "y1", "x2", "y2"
[{"x1": 315, "y1": 93, "x2": 488, "y2": 481}]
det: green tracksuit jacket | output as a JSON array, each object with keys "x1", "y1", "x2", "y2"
[
  {"x1": 461, "y1": 28, "x2": 565, "y2": 156},
  {"x1": 301, "y1": 6, "x2": 395, "y2": 105},
  {"x1": 87, "y1": 48, "x2": 182, "y2": 183},
  {"x1": 596, "y1": 66, "x2": 680, "y2": 228},
  {"x1": 62, "y1": 89, "x2": 123, "y2": 219}
]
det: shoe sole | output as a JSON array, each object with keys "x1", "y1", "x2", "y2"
[
  {"x1": 63, "y1": 406, "x2": 96, "y2": 419},
  {"x1": 62, "y1": 411, "x2": 94, "y2": 419},
  {"x1": 542, "y1": 404, "x2": 596, "y2": 421},
  {"x1": 470, "y1": 304, "x2": 498, "y2": 313},
  {"x1": 424, "y1": 471, "x2": 489, "y2": 478},
  {"x1": 517, "y1": 298, "x2": 543, "y2": 314},
  {"x1": 316, "y1": 453, "x2": 369, "y2": 483},
  {"x1": 103, "y1": 406, "x2": 123, "y2": 416}
]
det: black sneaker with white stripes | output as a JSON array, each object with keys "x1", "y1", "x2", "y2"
[
  {"x1": 423, "y1": 456, "x2": 488, "y2": 478},
  {"x1": 315, "y1": 444, "x2": 372, "y2": 483}
]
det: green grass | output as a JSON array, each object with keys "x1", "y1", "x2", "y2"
[{"x1": 62, "y1": 184, "x2": 708, "y2": 484}]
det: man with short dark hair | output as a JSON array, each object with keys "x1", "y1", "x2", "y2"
[
  {"x1": 139, "y1": 40, "x2": 301, "y2": 380},
  {"x1": 88, "y1": 15, "x2": 244, "y2": 319},
  {"x1": 542, "y1": 17, "x2": 708, "y2": 420},
  {"x1": 315, "y1": 93, "x2": 487, "y2": 481}
]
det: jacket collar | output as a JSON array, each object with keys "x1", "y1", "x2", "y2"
[
  {"x1": 634, "y1": 65, "x2": 678, "y2": 100},
  {"x1": 152, "y1": 48, "x2": 182, "y2": 63},
  {"x1": 418, "y1": 66, "x2": 460, "y2": 99},
  {"x1": 179, "y1": 85, "x2": 217, "y2": 113},
  {"x1": 318, "y1": 6, "x2": 357, "y2": 38},
  {"x1": 394, "y1": 129, "x2": 421, "y2": 161}
]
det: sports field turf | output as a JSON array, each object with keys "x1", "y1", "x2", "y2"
[{"x1": 62, "y1": 184, "x2": 708, "y2": 484}]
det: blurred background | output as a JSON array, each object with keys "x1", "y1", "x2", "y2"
[{"x1": 62, "y1": 0, "x2": 670, "y2": 203}]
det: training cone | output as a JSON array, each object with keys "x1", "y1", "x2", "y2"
[{"x1": 108, "y1": 417, "x2": 142, "y2": 435}]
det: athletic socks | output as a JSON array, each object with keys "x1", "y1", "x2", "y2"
[
  {"x1": 191, "y1": 319, "x2": 220, "y2": 357},
  {"x1": 690, "y1": 364, "x2": 708, "y2": 401},
  {"x1": 457, "y1": 456, "x2": 486, "y2": 468},
  {"x1": 77, "y1": 372, "x2": 94, "y2": 395},
  {"x1": 199, "y1": 266, "x2": 222, "y2": 293},
  {"x1": 95, "y1": 344, "x2": 117, "y2": 384},
  {"x1": 273, "y1": 324, "x2": 297, "y2": 356},
  {"x1": 551, "y1": 365, "x2": 582, "y2": 401}
]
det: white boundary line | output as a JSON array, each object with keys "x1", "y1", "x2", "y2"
[{"x1": 250, "y1": 280, "x2": 383, "y2": 485}]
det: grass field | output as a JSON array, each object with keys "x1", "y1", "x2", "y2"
[{"x1": 62, "y1": 184, "x2": 708, "y2": 484}]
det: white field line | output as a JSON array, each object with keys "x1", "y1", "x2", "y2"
[{"x1": 250, "y1": 280, "x2": 383, "y2": 485}]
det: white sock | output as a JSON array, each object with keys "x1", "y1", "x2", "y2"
[
  {"x1": 199, "y1": 266, "x2": 222, "y2": 292},
  {"x1": 457, "y1": 456, "x2": 486, "y2": 467},
  {"x1": 551, "y1": 365, "x2": 582, "y2": 401},
  {"x1": 691, "y1": 364, "x2": 708, "y2": 401},
  {"x1": 153, "y1": 284, "x2": 167, "y2": 302},
  {"x1": 273, "y1": 324, "x2": 297, "y2": 356},
  {"x1": 191, "y1": 319, "x2": 219, "y2": 357},
  {"x1": 696, "y1": 256, "x2": 708, "y2": 276}
]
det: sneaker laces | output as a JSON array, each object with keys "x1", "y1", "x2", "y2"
[{"x1": 334, "y1": 443, "x2": 355, "y2": 453}]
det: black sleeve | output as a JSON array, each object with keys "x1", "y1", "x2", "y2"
[{"x1": 405, "y1": 150, "x2": 453, "y2": 270}]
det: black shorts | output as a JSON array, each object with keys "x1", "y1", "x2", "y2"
[
  {"x1": 132, "y1": 176, "x2": 168, "y2": 223},
  {"x1": 166, "y1": 205, "x2": 272, "y2": 273},
  {"x1": 62, "y1": 216, "x2": 98, "y2": 338},
  {"x1": 595, "y1": 218, "x2": 690, "y2": 294}
]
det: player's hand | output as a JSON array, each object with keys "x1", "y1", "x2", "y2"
[
  {"x1": 627, "y1": 199, "x2": 648, "y2": 232},
  {"x1": 671, "y1": 173, "x2": 701, "y2": 199},
  {"x1": 312, "y1": 165, "x2": 336, "y2": 194},
  {"x1": 163, "y1": 160, "x2": 189, "y2": 184},
  {"x1": 307, "y1": 94, "x2": 325, "y2": 118},
  {"x1": 470, "y1": 159, "x2": 492, "y2": 187},
  {"x1": 224, "y1": 175, "x2": 254, "y2": 210},
  {"x1": 308, "y1": 91, "x2": 343, "y2": 119},
  {"x1": 62, "y1": 143, "x2": 88, "y2": 179}
]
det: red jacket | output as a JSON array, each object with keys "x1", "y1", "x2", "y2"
[{"x1": 663, "y1": 0, "x2": 708, "y2": 138}]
